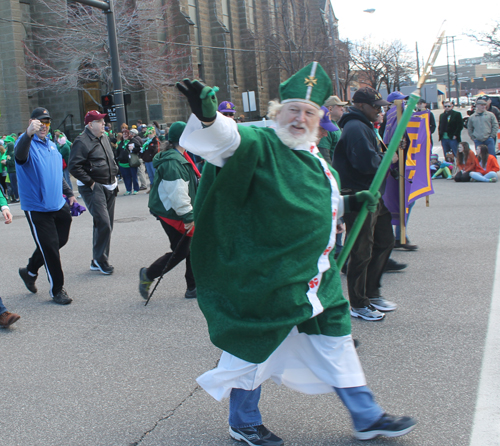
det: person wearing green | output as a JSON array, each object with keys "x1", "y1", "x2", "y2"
[
  {"x1": 55, "y1": 131, "x2": 73, "y2": 190},
  {"x1": 3, "y1": 136, "x2": 19, "y2": 202},
  {"x1": 317, "y1": 95, "x2": 347, "y2": 165},
  {"x1": 176, "y1": 63, "x2": 416, "y2": 445}
]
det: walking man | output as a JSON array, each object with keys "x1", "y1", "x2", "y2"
[
  {"x1": 15, "y1": 107, "x2": 75, "y2": 305},
  {"x1": 69, "y1": 110, "x2": 119, "y2": 275},
  {"x1": 176, "y1": 64, "x2": 416, "y2": 444},
  {"x1": 438, "y1": 101, "x2": 463, "y2": 156},
  {"x1": 468, "y1": 99, "x2": 499, "y2": 156},
  {"x1": 333, "y1": 87, "x2": 397, "y2": 321}
]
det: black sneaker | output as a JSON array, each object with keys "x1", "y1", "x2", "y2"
[
  {"x1": 354, "y1": 413, "x2": 416, "y2": 440},
  {"x1": 93, "y1": 260, "x2": 114, "y2": 275},
  {"x1": 394, "y1": 239, "x2": 418, "y2": 251},
  {"x1": 384, "y1": 258, "x2": 407, "y2": 272},
  {"x1": 229, "y1": 425, "x2": 283, "y2": 446},
  {"x1": 53, "y1": 288, "x2": 73, "y2": 305},
  {"x1": 19, "y1": 267, "x2": 38, "y2": 293},
  {"x1": 184, "y1": 287, "x2": 197, "y2": 299},
  {"x1": 90, "y1": 260, "x2": 100, "y2": 271}
]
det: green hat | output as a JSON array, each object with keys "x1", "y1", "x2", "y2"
[
  {"x1": 4, "y1": 135, "x2": 15, "y2": 144},
  {"x1": 168, "y1": 121, "x2": 186, "y2": 144},
  {"x1": 279, "y1": 62, "x2": 333, "y2": 109}
]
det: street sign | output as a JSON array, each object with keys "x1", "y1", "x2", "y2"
[{"x1": 105, "y1": 105, "x2": 117, "y2": 122}]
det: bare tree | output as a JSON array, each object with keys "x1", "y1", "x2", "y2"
[
  {"x1": 336, "y1": 39, "x2": 357, "y2": 100},
  {"x1": 22, "y1": 0, "x2": 189, "y2": 102},
  {"x1": 466, "y1": 21, "x2": 500, "y2": 60},
  {"x1": 262, "y1": 0, "x2": 333, "y2": 78},
  {"x1": 350, "y1": 39, "x2": 415, "y2": 93}
]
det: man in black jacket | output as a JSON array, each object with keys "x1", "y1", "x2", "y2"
[
  {"x1": 68, "y1": 111, "x2": 119, "y2": 275},
  {"x1": 333, "y1": 87, "x2": 397, "y2": 322},
  {"x1": 438, "y1": 101, "x2": 463, "y2": 156}
]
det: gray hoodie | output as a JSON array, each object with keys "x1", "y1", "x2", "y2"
[{"x1": 468, "y1": 110, "x2": 499, "y2": 142}]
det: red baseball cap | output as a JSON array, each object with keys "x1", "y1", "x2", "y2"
[{"x1": 84, "y1": 110, "x2": 107, "y2": 125}]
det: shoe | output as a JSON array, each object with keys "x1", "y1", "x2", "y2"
[
  {"x1": 139, "y1": 267, "x2": 153, "y2": 300},
  {"x1": 185, "y1": 287, "x2": 197, "y2": 299},
  {"x1": 229, "y1": 425, "x2": 284, "y2": 446},
  {"x1": 19, "y1": 267, "x2": 38, "y2": 293},
  {"x1": 92, "y1": 260, "x2": 114, "y2": 275},
  {"x1": 132, "y1": 190, "x2": 139, "y2": 195},
  {"x1": 77, "y1": 194, "x2": 82, "y2": 198},
  {"x1": 369, "y1": 297, "x2": 397, "y2": 312},
  {"x1": 350, "y1": 305, "x2": 385, "y2": 321},
  {"x1": 124, "y1": 191, "x2": 131, "y2": 196},
  {"x1": 0, "y1": 311, "x2": 21, "y2": 328},
  {"x1": 139, "y1": 186, "x2": 148, "y2": 190},
  {"x1": 394, "y1": 239, "x2": 418, "y2": 251},
  {"x1": 90, "y1": 260, "x2": 100, "y2": 271},
  {"x1": 384, "y1": 258, "x2": 407, "y2": 272},
  {"x1": 53, "y1": 288, "x2": 72, "y2": 305},
  {"x1": 490, "y1": 177, "x2": 497, "y2": 183},
  {"x1": 354, "y1": 413, "x2": 416, "y2": 440}
]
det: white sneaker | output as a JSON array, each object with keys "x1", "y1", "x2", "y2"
[
  {"x1": 370, "y1": 297, "x2": 397, "y2": 312},
  {"x1": 350, "y1": 305, "x2": 385, "y2": 321}
]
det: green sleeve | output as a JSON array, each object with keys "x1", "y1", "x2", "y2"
[{"x1": 0, "y1": 187, "x2": 8, "y2": 207}]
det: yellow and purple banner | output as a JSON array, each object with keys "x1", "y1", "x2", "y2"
[{"x1": 383, "y1": 110, "x2": 434, "y2": 225}]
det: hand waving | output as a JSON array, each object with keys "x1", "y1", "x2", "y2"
[{"x1": 176, "y1": 79, "x2": 219, "y2": 123}]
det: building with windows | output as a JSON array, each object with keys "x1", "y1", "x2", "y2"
[{"x1": 0, "y1": 0, "x2": 340, "y2": 136}]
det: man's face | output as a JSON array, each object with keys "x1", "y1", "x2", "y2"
[
  {"x1": 328, "y1": 104, "x2": 344, "y2": 122},
  {"x1": 88, "y1": 118, "x2": 105, "y2": 137},
  {"x1": 317, "y1": 125, "x2": 329, "y2": 142},
  {"x1": 444, "y1": 102, "x2": 453, "y2": 112},
  {"x1": 358, "y1": 102, "x2": 382, "y2": 122},
  {"x1": 476, "y1": 103, "x2": 487, "y2": 113},
  {"x1": 122, "y1": 129, "x2": 130, "y2": 139},
  {"x1": 277, "y1": 102, "x2": 320, "y2": 137},
  {"x1": 32, "y1": 118, "x2": 51, "y2": 139},
  {"x1": 221, "y1": 112, "x2": 236, "y2": 120},
  {"x1": 417, "y1": 102, "x2": 427, "y2": 111}
]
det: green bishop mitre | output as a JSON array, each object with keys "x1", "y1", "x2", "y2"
[{"x1": 279, "y1": 62, "x2": 333, "y2": 109}]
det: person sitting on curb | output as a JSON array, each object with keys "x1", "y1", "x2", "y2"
[
  {"x1": 470, "y1": 144, "x2": 499, "y2": 183},
  {"x1": 454, "y1": 142, "x2": 478, "y2": 182}
]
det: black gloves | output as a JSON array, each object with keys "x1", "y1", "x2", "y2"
[{"x1": 176, "y1": 79, "x2": 219, "y2": 122}]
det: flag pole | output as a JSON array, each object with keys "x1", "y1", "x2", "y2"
[{"x1": 336, "y1": 31, "x2": 445, "y2": 270}]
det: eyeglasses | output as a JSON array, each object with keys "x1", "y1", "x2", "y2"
[
  {"x1": 39, "y1": 120, "x2": 51, "y2": 127},
  {"x1": 369, "y1": 104, "x2": 382, "y2": 111},
  {"x1": 444, "y1": 105, "x2": 452, "y2": 108}
]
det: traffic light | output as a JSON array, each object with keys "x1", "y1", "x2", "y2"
[{"x1": 101, "y1": 94, "x2": 114, "y2": 107}]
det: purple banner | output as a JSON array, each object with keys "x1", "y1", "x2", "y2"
[{"x1": 382, "y1": 110, "x2": 434, "y2": 226}]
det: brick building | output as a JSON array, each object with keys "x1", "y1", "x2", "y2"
[{"x1": 0, "y1": 0, "x2": 338, "y2": 136}]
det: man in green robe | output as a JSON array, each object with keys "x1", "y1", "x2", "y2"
[{"x1": 176, "y1": 62, "x2": 416, "y2": 445}]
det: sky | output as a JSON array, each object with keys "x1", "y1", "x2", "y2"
[{"x1": 332, "y1": 1, "x2": 497, "y2": 67}]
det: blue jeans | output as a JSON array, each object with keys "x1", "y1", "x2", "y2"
[
  {"x1": 470, "y1": 171, "x2": 498, "y2": 182},
  {"x1": 119, "y1": 166, "x2": 139, "y2": 192},
  {"x1": 8, "y1": 172, "x2": 18, "y2": 200},
  {"x1": 145, "y1": 161, "x2": 155, "y2": 186},
  {"x1": 229, "y1": 385, "x2": 383, "y2": 431},
  {"x1": 474, "y1": 138, "x2": 496, "y2": 156},
  {"x1": 441, "y1": 138, "x2": 459, "y2": 156},
  {"x1": 63, "y1": 168, "x2": 73, "y2": 190},
  {"x1": 0, "y1": 297, "x2": 7, "y2": 315}
]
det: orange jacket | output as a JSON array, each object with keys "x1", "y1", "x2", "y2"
[
  {"x1": 457, "y1": 152, "x2": 479, "y2": 172},
  {"x1": 475, "y1": 154, "x2": 500, "y2": 174}
]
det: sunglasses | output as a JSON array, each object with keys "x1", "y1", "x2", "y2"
[
  {"x1": 222, "y1": 113, "x2": 234, "y2": 117},
  {"x1": 39, "y1": 120, "x2": 51, "y2": 127}
]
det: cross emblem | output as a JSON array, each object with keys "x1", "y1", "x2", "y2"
[{"x1": 304, "y1": 76, "x2": 317, "y2": 87}]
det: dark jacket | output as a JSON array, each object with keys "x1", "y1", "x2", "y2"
[
  {"x1": 116, "y1": 136, "x2": 142, "y2": 165},
  {"x1": 333, "y1": 107, "x2": 384, "y2": 192},
  {"x1": 140, "y1": 136, "x2": 159, "y2": 163},
  {"x1": 438, "y1": 109, "x2": 463, "y2": 141},
  {"x1": 5, "y1": 142, "x2": 16, "y2": 174},
  {"x1": 68, "y1": 127, "x2": 118, "y2": 187}
]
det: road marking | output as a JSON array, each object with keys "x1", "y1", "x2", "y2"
[{"x1": 469, "y1": 235, "x2": 500, "y2": 446}]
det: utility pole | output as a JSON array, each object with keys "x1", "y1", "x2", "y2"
[
  {"x1": 415, "y1": 42, "x2": 420, "y2": 78},
  {"x1": 69, "y1": 0, "x2": 126, "y2": 128},
  {"x1": 446, "y1": 36, "x2": 452, "y2": 102},
  {"x1": 452, "y1": 36, "x2": 460, "y2": 103}
]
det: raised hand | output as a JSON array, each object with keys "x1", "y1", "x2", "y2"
[{"x1": 176, "y1": 79, "x2": 218, "y2": 123}]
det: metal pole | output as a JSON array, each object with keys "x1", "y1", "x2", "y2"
[
  {"x1": 452, "y1": 36, "x2": 460, "y2": 103},
  {"x1": 104, "y1": 0, "x2": 126, "y2": 128},
  {"x1": 415, "y1": 42, "x2": 420, "y2": 78}
]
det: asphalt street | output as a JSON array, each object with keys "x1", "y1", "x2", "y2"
[{"x1": 1, "y1": 128, "x2": 499, "y2": 446}]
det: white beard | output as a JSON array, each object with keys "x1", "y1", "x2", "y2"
[{"x1": 275, "y1": 122, "x2": 318, "y2": 148}]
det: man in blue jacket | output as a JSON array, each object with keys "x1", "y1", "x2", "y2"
[
  {"x1": 333, "y1": 87, "x2": 397, "y2": 321},
  {"x1": 15, "y1": 107, "x2": 75, "y2": 305}
]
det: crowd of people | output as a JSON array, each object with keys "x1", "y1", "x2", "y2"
[{"x1": 4, "y1": 62, "x2": 500, "y2": 444}]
